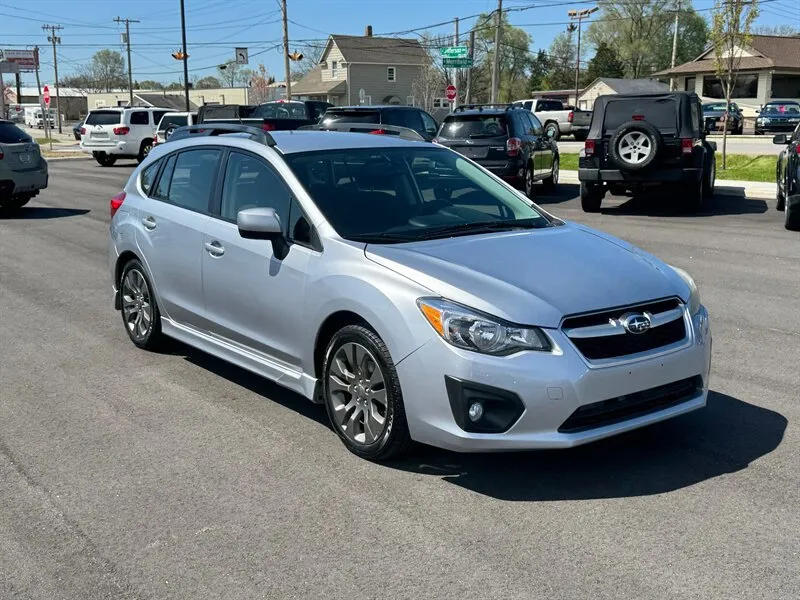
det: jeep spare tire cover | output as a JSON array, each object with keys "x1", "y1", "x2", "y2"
[{"x1": 609, "y1": 121, "x2": 661, "y2": 171}]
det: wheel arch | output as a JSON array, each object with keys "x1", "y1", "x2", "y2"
[{"x1": 313, "y1": 310, "x2": 373, "y2": 380}]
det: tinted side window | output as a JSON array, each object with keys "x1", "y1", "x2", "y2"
[
  {"x1": 0, "y1": 123, "x2": 32, "y2": 143},
  {"x1": 421, "y1": 111, "x2": 438, "y2": 136},
  {"x1": 153, "y1": 155, "x2": 176, "y2": 200},
  {"x1": 530, "y1": 113, "x2": 544, "y2": 135},
  {"x1": 382, "y1": 109, "x2": 420, "y2": 131},
  {"x1": 523, "y1": 101, "x2": 533, "y2": 110},
  {"x1": 130, "y1": 111, "x2": 149, "y2": 125},
  {"x1": 167, "y1": 149, "x2": 222, "y2": 212},
  {"x1": 288, "y1": 199, "x2": 313, "y2": 246},
  {"x1": 140, "y1": 160, "x2": 161, "y2": 195},
  {"x1": 220, "y1": 152, "x2": 291, "y2": 225},
  {"x1": 152, "y1": 110, "x2": 169, "y2": 125}
]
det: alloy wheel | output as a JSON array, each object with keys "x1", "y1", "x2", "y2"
[
  {"x1": 121, "y1": 268, "x2": 153, "y2": 341},
  {"x1": 618, "y1": 131, "x2": 652, "y2": 165},
  {"x1": 552, "y1": 157, "x2": 560, "y2": 184},
  {"x1": 327, "y1": 342, "x2": 388, "y2": 446},
  {"x1": 525, "y1": 166, "x2": 534, "y2": 197}
]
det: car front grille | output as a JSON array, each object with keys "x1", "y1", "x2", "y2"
[
  {"x1": 558, "y1": 375, "x2": 703, "y2": 433},
  {"x1": 562, "y1": 298, "x2": 688, "y2": 361}
]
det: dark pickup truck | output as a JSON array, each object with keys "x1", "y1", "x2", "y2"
[{"x1": 197, "y1": 100, "x2": 331, "y2": 131}]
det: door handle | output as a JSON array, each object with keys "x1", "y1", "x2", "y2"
[
  {"x1": 141, "y1": 216, "x2": 156, "y2": 230},
  {"x1": 204, "y1": 241, "x2": 225, "y2": 257}
]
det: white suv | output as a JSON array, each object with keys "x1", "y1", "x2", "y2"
[{"x1": 80, "y1": 107, "x2": 169, "y2": 166}]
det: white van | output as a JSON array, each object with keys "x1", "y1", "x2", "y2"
[
  {"x1": 80, "y1": 107, "x2": 169, "y2": 166},
  {"x1": 24, "y1": 107, "x2": 55, "y2": 129}
]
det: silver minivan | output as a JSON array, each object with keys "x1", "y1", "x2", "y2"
[{"x1": 109, "y1": 126, "x2": 712, "y2": 461}]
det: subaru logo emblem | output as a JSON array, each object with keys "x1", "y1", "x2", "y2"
[{"x1": 621, "y1": 313, "x2": 651, "y2": 335}]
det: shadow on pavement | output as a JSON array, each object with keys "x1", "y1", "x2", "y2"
[
  {"x1": 385, "y1": 391, "x2": 786, "y2": 501},
  {"x1": 535, "y1": 183, "x2": 579, "y2": 205},
  {"x1": 0, "y1": 207, "x2": 90, "y2": 220},
  {"x1": 602, "y1": 187, "x2": 768, "y2": 217}
]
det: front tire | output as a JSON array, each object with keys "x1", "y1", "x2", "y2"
[
  {"x1": 119, "y1": 259, "x2": 163, "y2": 350},
  {"x1": 322, "y1": 325, "x2": 412, "y2": 461},
  {"x1": 524, "y1": 160, "x2": 535, "y2": 199},
  {"x1": 777, "y1": 178, "x2": 786, "y2": 211},
  {"x1": 580, "y1": 181, "x2": 603, "y2": 212}
]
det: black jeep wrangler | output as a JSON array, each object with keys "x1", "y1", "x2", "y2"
[{"x1": 578, "y1": 92, "x2": 716, "y2": 213}]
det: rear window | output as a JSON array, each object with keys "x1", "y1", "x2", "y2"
[
  {"x1": 86, "y1": 110, "x2": 123, "y2": 126},
  {"x1": 536, "y1": 100, "x2": 563, "y2": 112},
  {"x1": 158, "y1": 115, "x2": 188, "y2": 130},
  {"x1": 382, "y1": 109, "x2": 422, "y2": 131},
  {"x1": 603, "y1": 99, "x2": 677, "y2": 134},
  {"x1": 438, "y1": 114, "x2": 508, "y2": 140},
  {"x1": 0, "y1": 122, "x2": 32, "y2": 143},
  {"x1": 703, "y1": 103, "x2": 730, "y2": 112},
  {"x1": 253, "y1": 102, "x2": 308, "y2": 119},
  {"x1": 322, "y1": 110, "x2": 380, "y2": 125}
]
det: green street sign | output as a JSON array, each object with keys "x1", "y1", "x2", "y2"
[
  {"x1": 442, "y1": 57, "x2": 473, "y2": 68},
  {"x1": 440, "y1": 46, "x2": 468, "y2": 59}
]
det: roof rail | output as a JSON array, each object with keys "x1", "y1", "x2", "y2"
[
  {"x1": 169, "y1": 123, "x2": 276, "y2": 146},
  {"x1": 298, "y1": 122, "x2": 426, "y2": 141},
  {"x1": 453, "y1": 103, "x2": 519, "y2": 112}
]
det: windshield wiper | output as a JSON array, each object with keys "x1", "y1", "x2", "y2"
[
  {"x1": 417, "y1": 219, "x2": 545, "y2": 239},
  {"x1": 346, "y1": 232, "x2": 419, "y2": 244}
]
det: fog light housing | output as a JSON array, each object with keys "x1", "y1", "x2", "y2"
[{"x1": 445, "y1": 376, "x2": 525, "y2": 433}]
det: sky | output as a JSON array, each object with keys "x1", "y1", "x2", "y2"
[{"x1": 1, "y1": 0, "x2": 796, "y2": 88}]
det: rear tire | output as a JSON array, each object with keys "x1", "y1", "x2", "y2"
[
  {"x1": 137, "y1": 139, "x2": 153, "y2": 163},
  {"x1": 703, "y1": 155, "x2": 716, "y2": 198},
  {"x1": 544, "y1": 121, "x2": 560, "y2": 141},
  {"x1": 683, "y1": 178, "x2": 704, "y2": 213},
  {"x1": 95, "y1": 153, "x2": 117, "y2": 167},
  {"x1": 119, "y1": 259, "x2": 164, "y2": 350},
  {"x1": 541, "y1": 156, "x2": 559, "y2": 191},
  {"x1": 323, "y1": 325, "x2": 413, "y2": 461},
  {"x1": 0, "y1": 194, "x2": 32, "y2": 213},
  {"x1": 580, "y1": 181, "x2": 603, "y2": 212},
  {"x1": 786, "y1": 196, "x2": 800, "y2": 231}
]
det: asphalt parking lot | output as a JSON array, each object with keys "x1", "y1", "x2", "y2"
[{"x1": 1, "y1": 158, "x2": 798, "y2": 599}]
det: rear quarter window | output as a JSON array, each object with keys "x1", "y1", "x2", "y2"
[
  {"x1": 140, "y1": 160, "x2": 161, "y2": 195},
  {"x1": 439, "y1": 115, "x2": 508, "y2": 139},
  {"x1": 603, "y1": 99, "x2": 678, "y2": 134},
  {"x1": 129, "y1": 111, "x2": 150, "y2": 126},
  {"x1": 86, "y1": 111, "x2": 123, "y2": 126}
]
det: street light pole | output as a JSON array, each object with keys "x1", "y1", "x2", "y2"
[
  {"x1": 567, "y1": 7, "x2": 597, "y2": 109},
  {"x1": 179, "y1": 0, "x2": 190, "y2": 111}
]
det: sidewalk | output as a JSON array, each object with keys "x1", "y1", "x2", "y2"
[{"x1": 559, "y1": 170, "x2": 775, "y2": 201}]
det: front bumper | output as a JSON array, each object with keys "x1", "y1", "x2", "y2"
[
  {"x1": 81, "y1": 140, "x2": 138, "y2": 156},
  {"x1": 755, "y1": 122, "x2": 799, "y2": 134},
  {"x1": 396, "y1": 306, "x2": 711, "y2": 452},
  {"x1": 579, "y1": 167, "x2": 702, "y2": 184}
]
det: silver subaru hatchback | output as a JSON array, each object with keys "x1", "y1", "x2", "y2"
[{"x1": 109, "y1": 125, "x2": 711, "y2": 461}]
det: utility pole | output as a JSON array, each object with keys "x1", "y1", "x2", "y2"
[
  {"x1": 42, "y1": 24, "x2": 63, "y2": 133},
  {"x1": 567, "y1": 7, "x2": 597, "y2": 109},
  {"x1": 466, "y1": 29, "x2": 475, "y2": 104},
  {"x1": 281, "y1": 0, "x2": 291, "y2": 99},
  {"x1": 179, "y1": 0, "x2": 190, "y2": 111},
  {"x1": 453, "y1": 17, "x2": 459, "y2": 105},
  {"x1": 669, "y1": 0, "x2": 682, "y2": 91},
  {"x1": 490, "y1": 0, "x2": 502, "y2": 104},
  {"x1": 32, "y1": 46, "x2": 50, "y2": 146},
  {"x1": 114, "y1": 17, "x2": 140, "y2": 106}
]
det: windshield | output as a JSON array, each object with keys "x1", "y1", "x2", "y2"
[
  {"x1": 762, "y1": 103, "x2": 800, "y2": 115},
  {"x1": 86, "y1": 110, "x2": 123, "y2": 126},
  {"x1": 438, "y1": 115, "x2": 508, "y2": 139},
  {"x1": 284, "y1": 147, "x2": 553, "y2": 243},
  {"x1": 253, "y1": 102, "x2": 308, "y2": 119},
  {"x1": 703, "y1": 103, "x2": 734, "y2": 112}
]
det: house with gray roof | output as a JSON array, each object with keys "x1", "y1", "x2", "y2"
[
  {"x1": 290, "y1": 26, "x2": 428, "y2": 106},
  {"x1": 577, "y1": 78, "x2": 670, "y2": 110}
]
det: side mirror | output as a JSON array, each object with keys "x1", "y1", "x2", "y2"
[
  {"x1": 237, "y1": 207, "x2": 289, "y2": 259},
  {"x1": 755, "y1": 109, "x2": 760, "y2": 114},
  {"x1": 772, "y1": 134, "x2": 789, "y2": 145}
]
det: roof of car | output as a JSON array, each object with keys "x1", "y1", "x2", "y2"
[
  {"x1": 326, "y1": 105, "x2": 422, "y2": 111},
  {"x1": 269, "y1": 130, "x2": 428, "y2": 154},
  {"x1": 444, "y1": 109, "x2": 509, "y2": 117}
]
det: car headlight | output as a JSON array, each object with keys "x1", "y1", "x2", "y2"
[
  {"x1": 417, "y1": 298, "x2": 551, "y2": 355},
  {"x1": 758, "y1": 117, "x2": 770, "y2": 123},
  {"x1": 670, "y1": 266, "x2": 701, "y2": 315}
]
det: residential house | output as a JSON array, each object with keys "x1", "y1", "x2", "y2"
[
  {"x1": 653, "y1": 34, "x2": 800, "y2": 115},
  {"x1": 290, "y1": 26, "x2": 428, "y2": 106},
  {"x1": 577, "y1": 78, "x2": 669, "y2": 110}
]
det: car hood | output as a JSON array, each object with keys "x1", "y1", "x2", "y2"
[{"x1": 365, "y1": 223, "x2": 689, "y2": 328}]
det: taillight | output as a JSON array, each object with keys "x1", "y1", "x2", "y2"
[
  {"x1": 681, "y1": 138, "x2": 694, "y2": 154},
  {"x1": 261, "y1": 123, "x2": 276, "y2": 131},
  {"x1": 369, "y1": 129, "x2": 387, "y2": 135},
  {"x1": 110, "y1": 191, "x2": 126, "y2": 218},
  {"x1": 153, "y1": 134, "x2": 159, "y2": 145},
  {"x1": 113, "y1": 126, "x2": 130, "y2": 135},
  {"x1": 632, "y1": 115, "x2": 645, "y2": 121},
  {"x1": 0, "y1": 150, "x2": 4, "y2": 160},
  {"x1": 506, "y1": 137, "x2": 522, "y2": 156},
  {"x1": 568, "y1": 111, "x2": 574, "y2": 123},
  {"x1": 584, "y1": 139, "x2": 596, "y2": 156},
  {"x1": 80, "y1": 127, "x2": 86, "y2": 135}
]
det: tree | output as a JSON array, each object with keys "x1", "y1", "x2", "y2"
[
  {"x1": 653, "y1": 6, "x2": 709, "y2": 73},
  {"x1": 195, "y1": 76, "x2": 222, "y2": 89},
  {"x1": 475, "y1": 12, "x2": 533, "y2": 102},
  {"x1": 411, "y1": 58, "x2": 447, "y2": 113},
  {"x1": 60, "y1": 49, "x2": 127, "y2": 93},
  {"x1": 584, "y1": 41, "x2": 625, "y2": 82},
  {"x1": 711, "y1": 0, "x2": 759, "y2": 168},
  {"x1": 290, "y1": 43, "x2": 324, "y2": 81},
  {"x1": 527, "y1": 50, "x2": 551, "y2": 91},
  {"x1": 216, "y1": 62, "x2": 248, "y2": 87},
  {"x1": 248, "y1": 64, "x2": 277, "y2": 103},
  {"x1": 753, "y1": 24, "x2": 800, "y2": 36},
  {"x1": 137, "y1": 80, "x2": 164, "y2": 90},
  {"x1": 545, "y1": 32, "x2": 577, "y2": 90}
]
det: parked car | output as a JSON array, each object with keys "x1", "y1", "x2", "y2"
[
  {"x1": 755, "y1": 101, "x2": 800, "y2": 135},
  {"x1": 108, "y1": 124, "x2": 711, "y2": 461},
  {"x1": 512, "y1": 98, "x2": 590, "y2": 140},
  {"x1": 319, "y1": 105, "x2": 439, "y2": 141},
  {"x1": 0, "y1": 119, "x2": 48, "y2": 212},
  {"x1": 578, "y1": 92, "x2": 716, "y2": 213},
  {"x1": 154, "y1": 111, "x2": 197, "y2": 146},
  {"x1": 435, "y1": 104, "x2": 558, "y2": 197},
  {"x1": 197, "y1": 100, "x2": 331, "y2": 131},
  {"x1": 702, "y1": 102, "x2": 743, "y2": 135},
  {"x1": 773, "y1": 123, "x2": 800, "y2": 231},
  {"x1": 73, "y1": 120, "x2": 84, "y2": 141},
  {"x1": 80, "y1": 107, "x2": 169, "y2": 166}
]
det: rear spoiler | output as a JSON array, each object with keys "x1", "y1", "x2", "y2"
[{"x1": 298, "y1": 122, "x2": 427, "y2": 141}]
